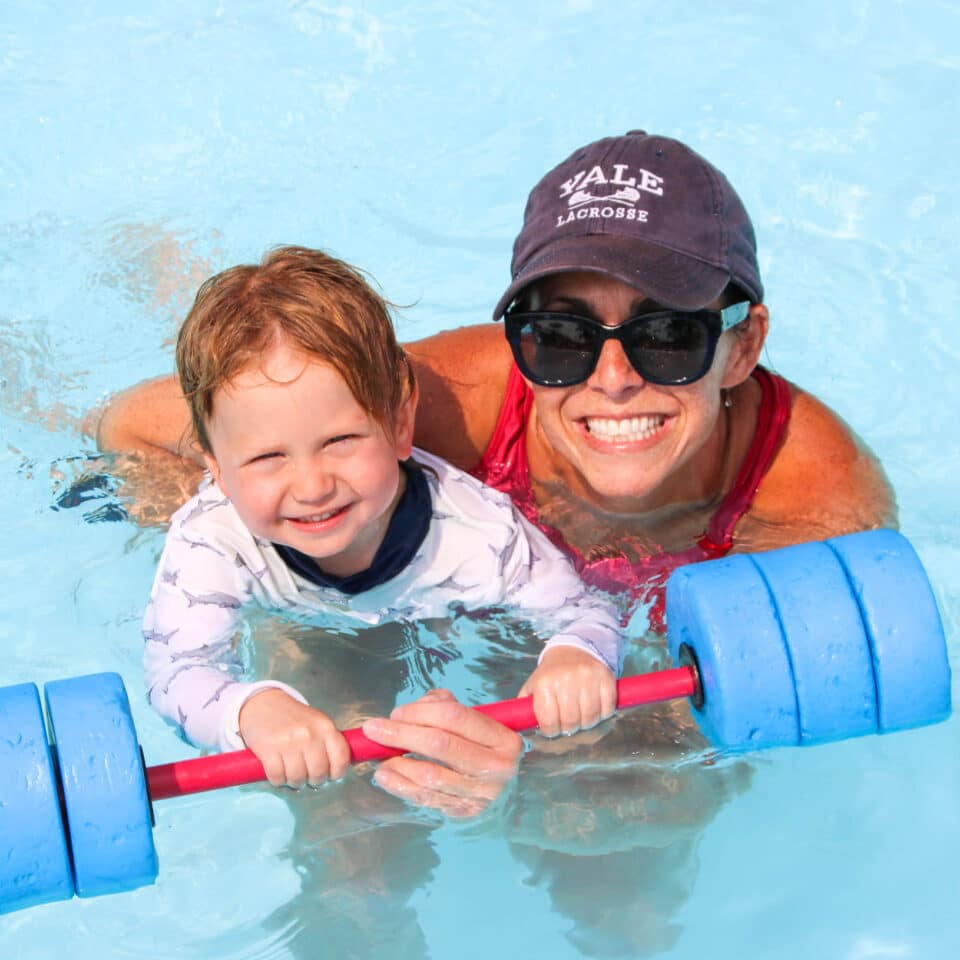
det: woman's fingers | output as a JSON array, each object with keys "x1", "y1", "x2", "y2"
[
  {"x1": 361, "y1": 690, "x2": 523, "y2": 815},
  {"x1": 365, "y1": 692, "x2": 522, "y2": 771},
  {"x1": 373, "y1": 757, "x2": 500, "y2": 819}
]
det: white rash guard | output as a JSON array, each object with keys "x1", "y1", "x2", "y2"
[{"x1": 143, "y1": 449, "x2": 624, "y2": 751}]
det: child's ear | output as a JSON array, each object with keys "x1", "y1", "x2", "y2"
[
  {"x1": 202, "y1": 451, "x2": 229, "y2": 497},
  {"x1": 393, "y1": 381, "x2": 419, "y2": 460}
]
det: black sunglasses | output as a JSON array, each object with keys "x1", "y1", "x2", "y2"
[{"x1": 504, "y1": 302, "x2": 751, "y2": 387}]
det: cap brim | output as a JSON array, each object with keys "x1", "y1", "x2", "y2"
[{"x1": 492, "y1": 235, "x2": 733, "y2": 318}]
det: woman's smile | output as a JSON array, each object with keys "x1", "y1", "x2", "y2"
[{"x1": 581, "y1": 413, "x2": 670, "y2": 446}]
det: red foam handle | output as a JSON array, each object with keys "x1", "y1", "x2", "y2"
[{"x1": 146, "y1": 665, "x2": 698, "y2": 801}]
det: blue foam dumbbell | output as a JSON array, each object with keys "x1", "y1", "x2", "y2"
[
  {"x1": 826, "y1": 529, "x2": 951, "y2": 732},
  {"x1": 666, "y1": 529, "x2": 951, "y2": 749},
  {"x1": 0, "y1": 528, "x2": 951, "y2": 916},
  {"x1": 44, "y1": 672, "x2": 159, "y2": 899},
  {"x1": 0, "y1": 683, "x2": 74, "y2": 912}
]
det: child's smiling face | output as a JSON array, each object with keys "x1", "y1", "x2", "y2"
[{"x1": 203, "y1": 339, "x2": 416, "y2": 578}]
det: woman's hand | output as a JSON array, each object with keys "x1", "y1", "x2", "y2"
[
  {"x1": 361, "y1": 689, "x2": 524, "y2": 818},
  {"x1": 239, "y1": 688, "x2": 351, "y2": 789},
  {"x1": 519, "y1": 646, "x2": 618, "y2": 738}
]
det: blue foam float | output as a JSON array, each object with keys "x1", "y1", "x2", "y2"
[
  {"x1": 751, "y1": 541, "x2": 877, "y2": 744},
  {"x1": 826, "y1": 529, "x2": 952, "y2": 732},
  {"x1": 44, "y1": 673, "x2": 158, "y2": 898},
  {"x1": 666, "y1": 529, "x2": 950, "y2": 750},
  {"x1": 0, "y1": 683, "x2": 74, "y2": 913},
  {"x1": 665, "y1": 550, "x2": 799, "y2": 748},
  {"x1": 0, "y1": 528, "x2": 950, "y2": 916}
]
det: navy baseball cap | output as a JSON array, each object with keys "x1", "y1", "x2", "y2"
[{"x1": 493, "y1": 130, "x2": 763, "y2": 318}]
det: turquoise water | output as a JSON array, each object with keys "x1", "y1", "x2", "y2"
[{"x1": 2, "y1": 2, "x2": 959, "y2": 958}]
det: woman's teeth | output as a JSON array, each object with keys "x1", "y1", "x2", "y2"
[{"x1": 586, "y1": 415, "x2": 665, "y2": 442}]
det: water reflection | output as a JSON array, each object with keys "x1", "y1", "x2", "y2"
[
  {"x1": 251, "y1": 612, "x2": 752, "y2": 959},
  {"x1": 251, "y1": 617, "x2": 448, "y2": 959}
]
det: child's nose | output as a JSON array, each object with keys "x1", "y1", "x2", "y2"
[{"x1": 291, "y1": 462, "x2": 335, "y2": 503}]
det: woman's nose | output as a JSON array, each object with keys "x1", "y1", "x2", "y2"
[{"x1": 588, "y1": 337, "x2": 644, "y2": 394}]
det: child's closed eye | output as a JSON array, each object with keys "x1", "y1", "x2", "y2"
[
  {"x1": 324, "y1": 434, "x2": 362, "y2": 452},
  {"x1": 245, "y1": 451, "x2": 284, "y2": 467}
]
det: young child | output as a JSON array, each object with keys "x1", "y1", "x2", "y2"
[{"x1": 143, "y1": 246, "x2": 623, "y2": 789}]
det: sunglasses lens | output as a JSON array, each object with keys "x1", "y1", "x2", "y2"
[
  {"x1": 625, "y1": 314, "x2": 711, "y2": 384},
  {"x1": 509, "y1": 311, "x2": 719, "y2": 387},
  {"x1": 516, "y1": 317, "x2": 595, "y2": 385}
]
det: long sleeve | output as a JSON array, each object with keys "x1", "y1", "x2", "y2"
[
  {"x1": 403, "y1": 451, "x2": 626, "y2": 675},
  {"x1": 498, "y1": 513, "x2": 625, "y2": 674},
  {"x1": 144, "y1": 456, "x2": 625, "y2": 754},
  {"x1": 143, "y1": 490, "x2": 305, "y2": 751}
]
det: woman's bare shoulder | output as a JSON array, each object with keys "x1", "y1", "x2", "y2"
[
  {"x1": 741, "y1": 382, "x2": 898, "y2": 549},
  {"x1": 405, "y1": 323, "x2": 514, "y2": 471},
  {"x1": 92, "y1": 323, "x2": 516, "y2": 474}
]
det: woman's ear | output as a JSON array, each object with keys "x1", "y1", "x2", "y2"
[
  {"x1": 721, "y1": 304, "x2": 769, "y2": 389},
  {"x1": 393, "y1": 380, "x2": 419, "y2": 460}
]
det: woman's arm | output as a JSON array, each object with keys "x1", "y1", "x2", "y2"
[
  {"x1": 404, "y1": 323, "x2": 514, "y2": 470},
  {"x1": 93, "y1": 323, "x2": 514, "y2": 473},
  {"x1": 91, "y1": 374, "x2": 201, "y2": 462}
]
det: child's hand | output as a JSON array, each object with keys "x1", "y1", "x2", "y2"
[
  {"x1": 238, "y1": 688, "x2": 351, "y2": 789},
  {"x1": 519, "y1": 646, "x2": 618, "y2": 738}
]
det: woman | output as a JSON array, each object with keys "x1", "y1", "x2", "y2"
[{"x1": 93, "y1": 130, "x2": 895, "y2": 813}]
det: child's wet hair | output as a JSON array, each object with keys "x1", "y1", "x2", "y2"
[{"x1": 176, "y1": 246, "x2": 415, "y2": 452}]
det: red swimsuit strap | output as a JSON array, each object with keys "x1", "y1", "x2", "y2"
[
  {"x1": 699, "y1": 366, "x2": 792, "y2": 553},
  {"x1": 472, "y1": 364, "x2": 794, "y2": 620},
  {"x1": 472, "y1": 364, "x2": 541, "y2": 526}
]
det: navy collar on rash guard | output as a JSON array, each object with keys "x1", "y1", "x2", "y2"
[{"x1": 273, "y1": 460, "x2": 432, "y2": 595}]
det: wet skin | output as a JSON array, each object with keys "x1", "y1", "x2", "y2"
[
  {"x1": 91, "y1": 273, "x2": 896, "y2": 814},
  {"x1": 203, "y1": 341, "x2": 415, "y2": 578},
  {"x1": 521, "y1": 272, "x2": 764, "y2": 515}
]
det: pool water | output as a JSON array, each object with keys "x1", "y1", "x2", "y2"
[{"x1": 2, "y1": 2, "x2": 959, "y2": 958}]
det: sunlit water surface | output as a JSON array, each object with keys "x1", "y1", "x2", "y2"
[{"x1": 1, "y1": 3, "x2": 959, "y2": 959}]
